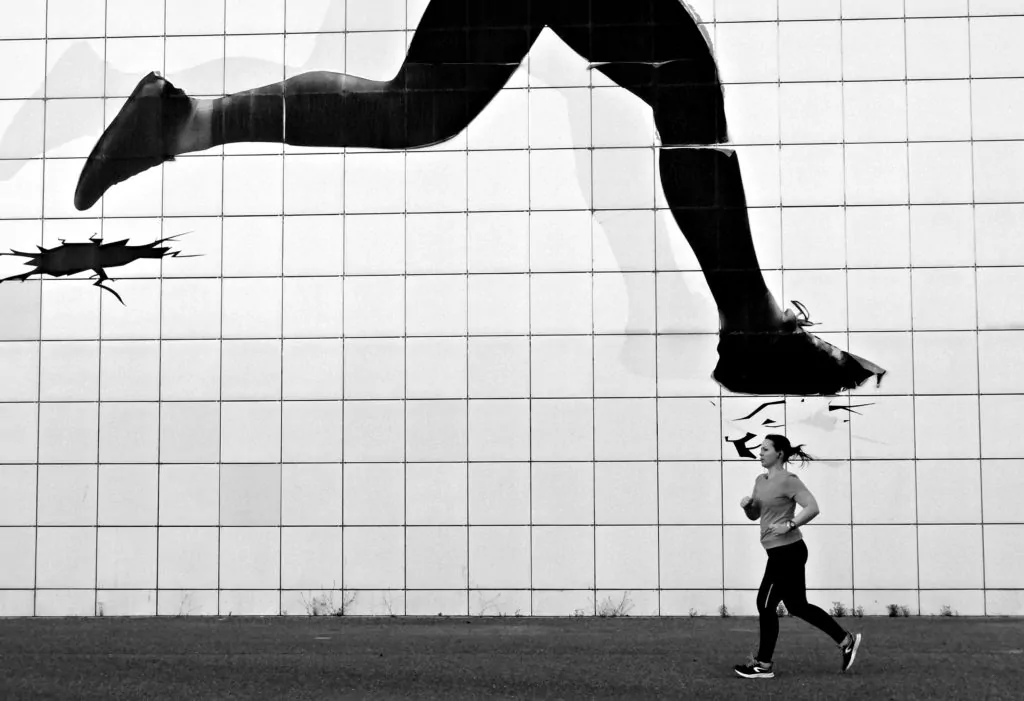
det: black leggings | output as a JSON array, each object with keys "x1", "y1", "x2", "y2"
[{"x1": 756, "y1": 540, "x2": 847, "y2": 663}]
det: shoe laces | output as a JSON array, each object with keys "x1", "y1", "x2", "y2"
[{"x1": 790, "y1": 300, "x2": 819, "y2": 328}]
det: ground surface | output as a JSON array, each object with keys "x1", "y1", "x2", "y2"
[{"x1": 0, "y1": 616, "x2": 1021, "y2": 700}]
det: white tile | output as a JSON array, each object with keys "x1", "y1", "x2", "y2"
[
  {"x1": 842, "y1": 0, "x2": 903, "y2": 18},
  {"x1": 220, "y1": 527, "x2": 280, "y2": 588},
  {"x1": 406, "y1": 338, "x2": 466, "y2": 400},
  {"x1": 343, "y1": 401, "x2": 404, "y2": 462},
  {"x1": 159, "y1": 465, "x2": 219, "y2": 525},
  {"x1": 530, "y1": 273, "x2": 592, "y2": 334},
  {"x1": 907, "y1": 81, "x2": 972, "y2": 142},
  {"x1": 0, "y1": 0, "x2": 46, "y2": 38},
  {"x1": 594, "y1": 399, "x2": 658, "y2": 461},
  {"x1": 406, "y1": 463, "x2": 467, "y2": 526},
  {"x1": 342, "y1": 526, "x2": 404, "y2": 589},
  {"x1": 226, "y1": 0, "x2": 284, "y2": 33},
  {"x1": 845, "y1": 143, "x2": 909, "y2": 206},
  {"x1": 978, "y1": 268, "x2": 1024, "y2": 329},
  {"x1": 976, "y1": 206, "x2": 1024, "y2": 266},
  {"x1": 531, "y1": 463, "x2": 593, "y2": 525},
  {"x1": 406, "y1": 527, "x2": 467, "y2": 589},
  {"x1": 283, "y1": 277, "x2": 344, "y2": 338},
  {"x1": 96, "y1": 591, "x2": 157, "y2": 617},
  {"x1": 593, "y1": 148, "x2": 655, "y2": 211},
  {"x1": 593, "y1": 335, "x2": 657, "y2": 397},
  {"x1": 98, "y1": 465, "x2": 158, "y2": 526},
  {"x1": 659, "y1": 462, "x2": 722, "y2": 525},
  {"x1": 842, "y1": 20, "x2": 906, "y2": 80},
  {"x1": 972, "y1": 79, "x2": 1024, "y2": 141},
  {"x1": 166, "y1": 0, "x2": 226, "y2": 35},
  {"x1": 468, "y1": 88, "x2": 530, "y2": 151},
  {"x1": 160, "y1": 402, "x2": 220, "y2": 463},
  {"x1": 659, "y1": 526, "x2": 723, "y2": 588},
  {"x1": 847, "y1": 269, "x2": 912, "y2": 331},
  {"x1": 532, "y1": 526, "x2": 594, "y2": 589},
  {"x1": 529, "y1": 87, "x2": 590, "y2": 150},
  {"x1": 982, "y1": 459, "x2": 1024, "y2": 522},
  {"x1": 912, "y1": 331, "x2": 979, "y2": 395},
  {"x1": 97, "y1": 527, "x2": 157, "y2": 589},
  {"x1": 281, "y1": 464, "x2": 343, "y2": 526},
  {"x1": 406, "y1": 151, "x2": 467, "y2": 213},
  {"x1": 918, "y1": 461, "x2": 981, "y2": 523},
  {"x1": 40, "y1": 341, "x2": 98, "y2": 401},
  {"x1": 468, "y1": 151, "x2": 530, "y2": 212},
  {"x1": 911, "y1": 268, "x2": 977, "y2": 330},
  {"x1": 468, "y1": 463, "x2": 530, "y2": 526},
  {"x1": 529, "y1": 211, "x2": 592, "y2": 273},
  {"x1": 852, "y1": 461, "x2": 917, "y2": 523},
  {"x1": 344, "y1": 152, "x2": 404, "y2": 214},
  {"x1": 36, "y1": 590, "x2": 95, "y2": 617},
  {"x1": 982, "y1": 525, "x2": 1024, "y2": 588},
  {"x1": 919, "y1": 589, "x2": 985, "y2": 616},
  {"x1": 714, "y1": 22, "x2": 779, "y2": 84},
  {"x1": 41, "y1": 278, "x2": 100, "y2": 340},
  {"x1": 283, "y1": 215, "x2": 344, "y2": 276},
  {"x1": 37, "y1": 526, "x2": 96, "y2": 588},
  {"x1": 470, "y1": 584, "x2": 531, "y2": 615},
  {"x1": 915, "y1": 396, "x2": 981, "y2": 460},
  {"x1": 532, "y1": 590, "x2": 595, "y2": 616},
  {"x1": 0, "y1": 404, "x2": 38, "y2": 463},
  {"x1": 780, "y1": 145, "x2": 845, "y2": 206},
  {"x1": 220, "y1": 401, "x2": 281, "y2": 463},
  {"x1": 780, "y1": 0, "x2": 841, "y2": 19},
  {"x1": 986, "y1": 590, "x2": 1024, "y2": 616},
  {"x1": 779, "y1": 83, "x2": 843, "y2": 145},
  {"x1": 406, "y1": 275, "x2": 467, "y2": 337},
  {"x1": 656, "y1": 272, "x2": 719, "y2": 334},
  {"x1": 531, "y1": 335, "x2": 593, "y2": 398},
  {"x1": 343, "y1": 338, "x2": 403, "y2": 400},
  {"x1": 38, "y1": 403, "x2": 98, "y2": 464},
  {"x1": 343, "y1": 276, "x2": 405, "y2": 337},
  {"x1": 467, "y1": 400, "x2": 530, "y2": 463},
  {"x1": 222, "y1": 217, "x2": 281, "y2": 278},
  {"x1": 970, "y1": 16, "x2": 1024, "y2": 78},
  {"x1": 721, "y1": 525, "x2": 766, "y2": 589},
  {"x1": 593, "y1": 273, "x2": 656, "y2": 335},
  {"x1": 221, "y1": 278, "x2": 282, "y2": 339},
  {"x1": 220, "y1": 590, "x2": 280, "y2": 616},
  {"x1": 156, "y1": 589, "x2": 218, "y2": 616},
  {"x1": 468, "y1": 274, "x2": 530, "y2": 335},
  {"x1": 595, "y1": 526, "x2": 658, "y2": 589},
  {"x1": 594, "y1": 462, "x2": 658, "y2": 525},
  {"x1": 467, "y1": 337, "x2": 530, "y2": 398},
  {"x1": 0, "y1": 528, "x2": 35, "y2": 588},
  {"x1": 220, "y1": 464, "x2": 280, "y2": 526},
  {"x1": 100, "y1": 342, "x2": 160, "y2": 402},
  {"x1": 979, "y1": 331, "x2": 1024, "y2": 394},
  {"x1": 406, "y1": 400, "x2": 466, "y2": 463},
  {"x1": 980, "y1": 395, "x2": 1024, "y2": 458},
  {"x1": 281, "y1": 527, "x2": 343, "y2": 589},
  {"x1": 909, "y1": 205, "x2": 975, "y2": 268},
  {"x1": 223, "y1": 156, "x2": 283, "y2": 215},
  {"x1": 591, "y1": 86, "x2": 657, "y2": 148},
  {"x1": 658, "y1": 398, "x2": 724, "y2": 461},
  {"x1": 343, "y1": 463, "x2": 403, "y2": 526},
  {"x1": 344, "y1": 214, "x2": 403, "y2": 276},
  {"x1": 0, "y1": 466, "x2": 37, "y2": 526},
  {"x1": 160, "y1": 341, "x2": 220, "y2": 402},
  {"x1": 906, "y1": 18, "x2": 971, "y2": 79},
  {"x1": 406, "y1": 214, "x2": 466, "y2": 275},
  {"x1": 160, "y1": 280, "x2": 221, "y2": 340},
  {"x1": 779, "y1": 21, "x2": 842, "y2": 81},
  {"x1": 909, "y1": 143, "x2": 974, "y2": 205},
  {"x1": 405, "y1": 590, "x2": 466, "y2": 617},
  {"x1": 907, "y1": 0, "x2": 968, "y2": 16},
  {"x1": 529, "y1": 401, "x2": 592, "y2": 461},
  {"x1": 805, "y1": 526, "x2": 853, "y2": 589},
  {"x1": 221, "y1": 340, "x2": 281, "y2": 400},
  {"x1": 655, "y1": 334, "x2": 720, "y2": 397},
  {"x1": 529, "y1": 148, "x2": 591, "y2": 212},
  {"x1": 852, "y1": 525, "x2": 918, "y2": 588},
  {"x1": 974, "y1": 142, "x2": 1024, "y2": 203}
]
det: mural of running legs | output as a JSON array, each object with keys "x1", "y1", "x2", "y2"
[{"x1": 74, "y1": 0, "x2": 884, "y2": 396}]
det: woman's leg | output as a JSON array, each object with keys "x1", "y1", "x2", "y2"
[
  {"x1": 755, "y1": 554, "x2": 786, "y2": 664},
  {"x1": 779, "y1": 541, "x2": 849, "y2": 645},
  {"x1": 547, "y1": 0, "x2": 885, "y2": 394},
  {"x1": 75, "y1": 0, "x2": 545, "y2": 209}
]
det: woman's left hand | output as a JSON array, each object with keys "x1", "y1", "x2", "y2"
[{"x1": 767, "y1": 522, "x2": 791, "y2": 537}]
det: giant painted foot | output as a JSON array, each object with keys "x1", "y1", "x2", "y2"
[
  {"x1": 712, "y1": 303, "x2": 886, "y2": 396},
  {"x1": 74, "y1": 72, "x2": 191, "y2": 211}
]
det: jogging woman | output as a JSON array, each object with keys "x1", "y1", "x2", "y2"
[
  {"x1": 73, "y1": 0, "x2": 884, "y2": 397},
  {"x1": 734, "y1": 434, "x2": 861, "y2": 678}
]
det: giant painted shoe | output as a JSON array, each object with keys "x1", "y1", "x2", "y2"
[
  {"x1": 712, "y1": 302, "x2": 886, "y2": 396},
  {"x1": 74, "y1": 72, "x2": 191, "y2": 211}
]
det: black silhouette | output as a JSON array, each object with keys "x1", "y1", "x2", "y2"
[{"x1": 71, "y1": 0, "x2": 886, "y2": 396}]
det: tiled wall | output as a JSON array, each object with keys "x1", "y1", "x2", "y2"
[{"x1": 0, "y1": 0, "x2": 1022, "y2": 617}]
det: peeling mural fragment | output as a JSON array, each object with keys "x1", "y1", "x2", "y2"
[{"x1": 0, "y1": 233, "x2": 190, "y2": 305}]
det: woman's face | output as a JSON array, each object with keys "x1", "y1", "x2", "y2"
[{"x1": 759, "y1": 439, "x2": 783, "y2": 468}]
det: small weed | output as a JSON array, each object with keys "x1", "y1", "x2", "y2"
[
  {"x1": 899, "y1": 605, "x2": 912, "y2": 617},
  {"x1": 718, "y1": 604, "x2": 730, "y2": 618},
  {"x1": 572, "y1": 608, "x2": 587, "y2": 618},
  {"x1": 688, "y1": 608, "x2": 699, "y2": 617},
  {"x1": 829, "y1": 601, "x2": 848, "y2": 618},
  {"x1": 853, "y1": 605, "x2": 865, "y2": 618},
  {"x1": 597, "y1": 592, "x2": 633, "y2": 617},
  {"x1": 776, "y1": 602, "x2": 787, "y2": 618},
  {"x1": 301, "y1": 588, "x2": 356, "y2": 617},
  {"x1": 940, "y1": 604, "x2": 957, "y2": 617},
  {"x1": 96, "y1": 602, "x2": 104, "y2": 617},
  {"x1": 888, "y1": 603, "x2": 911, "y2": 617}
]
